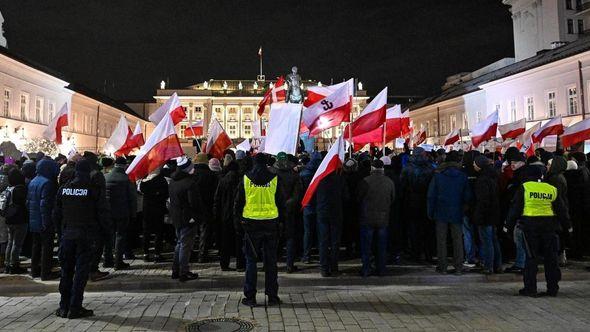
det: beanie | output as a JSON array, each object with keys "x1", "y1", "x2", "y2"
[
  {"x1": 176, "y1": 156, "x2": 194, "y2": 173},
  {"x1": 75, "y1": 159, "x2": 92, "y2": 174},
  {"x1": 474, "y1": 155, "x2": 491, "y2": 169}
]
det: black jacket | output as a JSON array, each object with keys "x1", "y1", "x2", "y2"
[
  {"x1": 316, "y1": 172, "x2": 349, "y2": 221},
  {"x1": 400, "y1": 155, "x2": 434, "y2": 216},
  {"x1": 472, "y1": 165, "x2": 501, "y2": 226},
  {"x1": 5, "y1": 168, "x2": 27, "y2": 225},
  {"x1": 234, "y1": 163, "x2": 285, "y2": 224},
  {"x1": 357, "y1": 169, "x2": 395, "y2": 228},
  {"x1": 105, "y1": 166, "x2": 137, "y2": 220},
  {"x1": 139, "y1": 173, "x2": 169, "y2": 227},
  {"x1": 168, "y1": 170, "x2": 205, "y2": 228},
  {"x1": 214, "y1": 168, "x2": 241, "y2": 227},
  {"x1": 193, "y1": 164, "x2": 218, "y2": 220}
]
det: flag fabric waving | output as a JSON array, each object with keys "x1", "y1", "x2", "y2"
[
  {"x1": 532, "y1": 115, "x2": 564, "y2": 143},
  {"x1": 104, "y1": 115, "x2": 133, "y2": 156},
  {"x1": 302, "y1": 79, "x2": 353, "y2": 137},
  {"x1": 257, "y1": 77, "x2": 286, "y2": 116},
  {"x1": 149, "y1": 92, "x2": 186, "y2": 125},
  {"x1": 561, "y1": 118, "x2": 590, "y2": 148},
  {"x1": 301, "y1": 135, "x2": 346, "y2": 208},
  {"x1": 349, "y1": 105, "x2": 403, "y2": 147},
  {"x1": 264, "y1": 103, "x2": 302, "y2": 156},
  {"x1": 471, "y1": 111, "x2": 498, "y2": 148},
  {"x1": 43, "y1": 103, "x2": 69, "y2": 144},
  {"x1": 130, "y1": 122, "x2": 145, "y2": 149},
  {"x1": 344, "y1": 87, "x2": 387, "y2": 139},
  {"x1": 236, "y1": 138, "x2": 251, "y2": 152},
  {"x1": 304, "y1": 81, "x2": 349, "y2": 108},
  {"x1": 183, "y1": 120, "x2": 204, "y2": 137},
  {"x1": 414, "y1": 127, "x2": 426, "y2": 146},
  {"x1": 443, "y1": 128, "x2": 461, "y2": 146},
  {"x1": 520, "y1": 122, "x2": 541, "y2": 157},
  {"x1": 205, "y1": 118, "x2": 232, "y2": 159},
  {"x1": 126, "y1": 113, "x2": 183, "y2": 181},
  {"x1": 499, "y1": 118, "x2": 526, "y2": 140}
]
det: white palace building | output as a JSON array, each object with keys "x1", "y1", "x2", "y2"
[{"x1": 410, "y1": 0, "x2": 590, "y2": 151}]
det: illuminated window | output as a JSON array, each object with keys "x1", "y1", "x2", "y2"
[
  {"x1": 440, "y1": 119, "x2": 446, "y2": 135},
  {"x1": 495, "y1": 104, "x2": 501, "y2": 113},
  {"x1": 47, "y1": 102, "x2": 55, "y2": 123},
  {"x1": 476, "y1": 111, "x2": 482, "y2": 123},
  {"x1": 547, "y1": 92, "x2": 556, "y2": 117},
  {"x1": 568, "y1": 19, "x2": 574, "y2": 34},
  {"x1": 425, "y1": 121, "x2": 430, "y2": 136},
  {"x1": 450, "y1": 114, "x2": 457, "y2": 130},
  {"x1": 510, "y1": 99, "x2": 517, "y2": 122},
  {"x1": 568, "y1": 87, "x2": 578, "y2": 115},
  {"x1": 526, "y1": 96, "x2": 534, "y2": 120},
  {"x1": 35, "y1": 97, "x2": 44, "y2": 123},
  {"x1": 3, "y1": 89, "x2": 10, "y2": 117},
  {"x1": 180, "y1": 124, "x2": 186, "y2": 139},
  {"x1": 20, "y1": 93, "x2": 29, "y2": 120},
  {"x1": 566, "y1": 0, "x2": 573, "y2": 10}
]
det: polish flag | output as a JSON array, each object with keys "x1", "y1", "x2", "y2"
[
  {"x1": 104, "y1": 115, "x2": 133, "y2": 156},
  {"x1": 349, "y1": 105, "x2": 403, "y2": 147},
  {"x1": 43, "y1": 103, "x2": 69, "y2": 145},
  {"x1": 498, "y1": 118, "x2": 526, "y2": 140},
  {"x1": 183, "y1": 120, "x2": 204, "y2": 137},
  {"x1": 206, "y1": 118, "x2": 232, "y2": 159},
  {"x1": 126, "y1": 113, "x2": 183, "y2": 181},
  {"x1": 520, "y1": 122, "x2": 541, "y2": 157},
  {"x1": 302, "y1": 79, "x2": 353, "y2": 137},
  {"x1": 471, "y1": 111, "x2": 498, "y2": 148},
  {"x1": 149, "y1": 92, "x2": 186, "y2": 125},
  {"x1": 532, "y1": 115, "x2": 564, "y2": 143},
  {"x1": 257, "y1": 77, "x2": 286, "y2": 116},
  {"x1": 414, "y1": 128, "x2": 426, "y2": 146},
  {"x1": 129, "y1": 122, "x2": 145, "y2": 148},
  {"x1": 304, "y1": 81, "x2": 349, "y2": 108},
  {"x1": 301, "y1": 134, "x2": 346, "y2": 208},
  {"x1": 344, "y1": 87, "x2": 387, "y2": 139},
  {"x1": 443, "y1": 128, "x2": 461, "y2": 146},
  {"x1": 561, "y1": 118, "x2": 590, "y2": 148}
]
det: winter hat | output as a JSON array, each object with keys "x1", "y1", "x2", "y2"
[
  {"x1": 504, "y1": 147, "x2": 520, "y2": 162},
  {"x1": 254, "y1": 153, "x2": 268, "y2": 165},
  {"x1": 236, "y1": 150, "x2": 246, "y2": 160},
  {"x1": 101, "y1": 157, "x2": 114, "y2": 168},
  {"x1": 474, "y1": 155, "x2": 491, "y2": 169},
  {"x1": 195, "y1": 153, "x2": 208, "y2": 165},
  {"x1": 343, "y1": 158, "x2": 358, "y2": 172},
  {"x1": 380, "y1": 156, "x2": 392, "y2": 166},
  {"x1": 115, "y1": 156, "x2": 127, "y2": 166},
  {"x1": 413, "y1": 147, "x2": 425, "y2": 156},
  {"x1": 372, "y1": 159, "x2": 384, "y2": 169},
  {"x1": 208, "y1": 158, "x2": 222, "y2": 172},
  {"x1": 223, "y1": 154, "x2": 233, "y2": 167},
  {"x1": 176, "y1": 156, "x2": 194, "y2": 173},
  {"x1": 276, "y1": 152, "x2": 288, "y2": 161},
  {"x1": 75, "y1": 159, "x2": 92, "y2": 174},
  {"x1": 566, "y1": 160, "x2": 578, "y2": 171},
  {"x1": 82, "y1": 151, "x2": 98, "y2": 165},
  {"x1": 446, "y1": 150, "x2": 461, "y2": 163},
  {"x1": 524, "y1": 165, "x2": 544, "y2": 181}
]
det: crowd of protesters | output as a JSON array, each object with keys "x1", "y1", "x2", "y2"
[{"x1": 0, "y1": 145, "x2": 589, "y2": 287}]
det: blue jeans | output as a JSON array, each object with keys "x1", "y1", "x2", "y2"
[
  {"x1": 302, "y1": 211, "x2": 316, "y2": 261},
  {"x1": 172, "y1": 224, "x2": 197, "y2": 276},
  {"x1": 360, "y1": 225, "x2": 388, "y2": 276},
  {"x1": 59, "y1": 237, "x2": 93, "y2": 311},
  {"x1": 243, "y1": 222, "x2": 279, "y2": 299},
  {"x1": 513, "y1": 227, "x2": 526, "y2": 268},
  {"x1": 462, "y1": 217, "x2": 476, "y2": 263},
  {"x1": 478, "y1": 226, "x2": 502, "y2": 272}
]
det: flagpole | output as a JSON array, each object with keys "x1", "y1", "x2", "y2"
[
  {"x1": 382, "y1": 122, "x2": 387, "y2": 157},
  {"x1": 348, "y1": 80, "x2": 355, "y2": 158},
  {"x1": 294, "y1": 104, "x2": 303, "y2": 155},
  {"x1": 188, "y1": 122, "x2": 202, "y2": 152}
]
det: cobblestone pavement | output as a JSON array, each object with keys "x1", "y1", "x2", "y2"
[{"x1": 1, "y1": 280, "x2": 590, "y2": 331}]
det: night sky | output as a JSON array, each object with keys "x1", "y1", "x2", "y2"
[{"x1": 1, "y1": 0, "x2": 514, "y2": 102}]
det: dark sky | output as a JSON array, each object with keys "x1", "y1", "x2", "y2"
[{"x1": 1, "y1": 0, "x2": 514, "y2": 101}]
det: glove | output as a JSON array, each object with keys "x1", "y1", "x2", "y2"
[
  {"x1": 568, "y1": 227, "x2": 573, "y2": 234},
  {"x1": 502, "y1": 226, "x2": 509, "y2": 233}
]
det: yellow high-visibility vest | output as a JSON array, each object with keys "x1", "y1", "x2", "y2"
[
  {"x1": 522, "y1": 181, "x2": 557, "y2": 217},
  {"x1": 242, "y1": 175, "x2": 279, "y2": 220}
]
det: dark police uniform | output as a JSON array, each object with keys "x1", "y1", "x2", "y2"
[
  {"x1": 234, "y1": 159, "x2": 284, "y2": 307},
  {"x1": 507, "y1": 180, "x2": 570, "y2": 296},
  {"x1": 54, "y1": 173, "x2": 108, "y2": 318}
]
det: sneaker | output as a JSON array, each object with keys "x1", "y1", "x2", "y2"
[
  {"x1": 504, "y1": 266, "x2": 523, "y2": 274},
  {"x1": 518, "y1": 288, "x2": 539, "y2": 297},
  {"x1": 55, "y1": 308, "x2": 68, "y2": 318},
  {"x1": 67, "y1": 307, "x2": 94, "y2": 319},
  {"x1": 267, "y1": 296, "x2": 282, "y2": 306},
  {"x1": 89, "y1": 271, "x2": 110, "y2": 282},
  {"x1": 114, "y1": 262, "x2": 131, "y2": 270},
  {"x1": 241, "y1": 297, "x2": 257, "y2": 307},
  {"x1": 179, "y1": 272, "x2": 199, "y2": 282}
]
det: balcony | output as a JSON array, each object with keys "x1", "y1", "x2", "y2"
[{"x1": 576, "y1": 1, "x2": 590, "y2": 15}]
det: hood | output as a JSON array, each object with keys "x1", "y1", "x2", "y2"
[
  {"x1": 36, "y1": 159, "x2": 58, "y2": 179},
  {"x1": 7, "y1": 168, "x2": 24, "y2": 186},
  {"x1": 304, "y1": 154, "x2": 322, "y2": 173},
  {"x1": 436, "y1": 161, "x2": 462, "y2": 172},
  {"x1": 171, "y1": 169, "x2": 191, "y2": 181},
  {"x1": 548, "y1": 156, "x2": 567, "y2": 176},
  {"x1": 411, "y1": 154, "x2": 430, "y2": 166}
]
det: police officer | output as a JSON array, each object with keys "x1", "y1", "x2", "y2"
[
  {"x1": 53, "y1": 159, "x2": 109, "y2": 318},
  {"x1": 234, "y1": 153, "x2": 284, "y2": 307},
  {"x1": 506, "y1": 166, "x2": 571, "y2": 297}
]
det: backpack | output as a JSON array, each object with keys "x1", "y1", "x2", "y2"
[{"x1": 0, "y1": 186, "x2": 14, "y2": 218}]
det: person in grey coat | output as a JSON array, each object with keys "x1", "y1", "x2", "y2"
[{"x1": 357, "y1": 160, "x2": 395, "y2": 277}]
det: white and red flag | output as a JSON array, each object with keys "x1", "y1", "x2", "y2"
[
  {"x1": 130, "y1": 122, "x2": 145, "y2": 148},
  {"x1": 443, "y1": 128, "x2": 461, "y2": 146},
  {"x1": 43, "y1": 103, "x2": 69, "y2": 145},
  {"x1": 561, "y1": 118, "x2": 590, "y2": 148},
  {"x1": 126, "y1": 113, "x2": 183, "y2": 181},
  {"x1": 205, "y1": 118, "x2": 232, "y2": 159},
  {"x1": 349, "y1": 105, "x2": 404, "y2": 147},
  {"x1": 532, "y1": 115, "x2": 564, "y2": 143},
  {"x1": 104, "y1": 115, "x2": 133, "y2": 156},
  {"x1": 183, "y1": 120, "x2": 204, "y2": 137},
  {"x1": 414, "y1": 127, "x2": 426, "y2": 146},
  {"x1": 149, "y1": 92, "x2": 186, "y2": 125},
  {"x1": 303, "y1": 81, "x2": 349, "y2": 108},
  {"x1": 471, "y1": 111, "x2": 498, "y2": 148},
  {"x1": 257, "y1": 77, "x2": 286, "y2": 116},
  {"x1": 520, "y1": 122, "x2": 541, "y2": 157},
  {"x1": 301, "y1": 134, "x2": 346, "y2": 208},
  {"x1": 302, "y1": 79, "x2": 353, "y2": 137},
  {"x1": 344, "y1": 87, "x2": 387, "y2": 139},
  {"x1": 498, "y1": 118, "x2": 526, "y2": 140}
]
